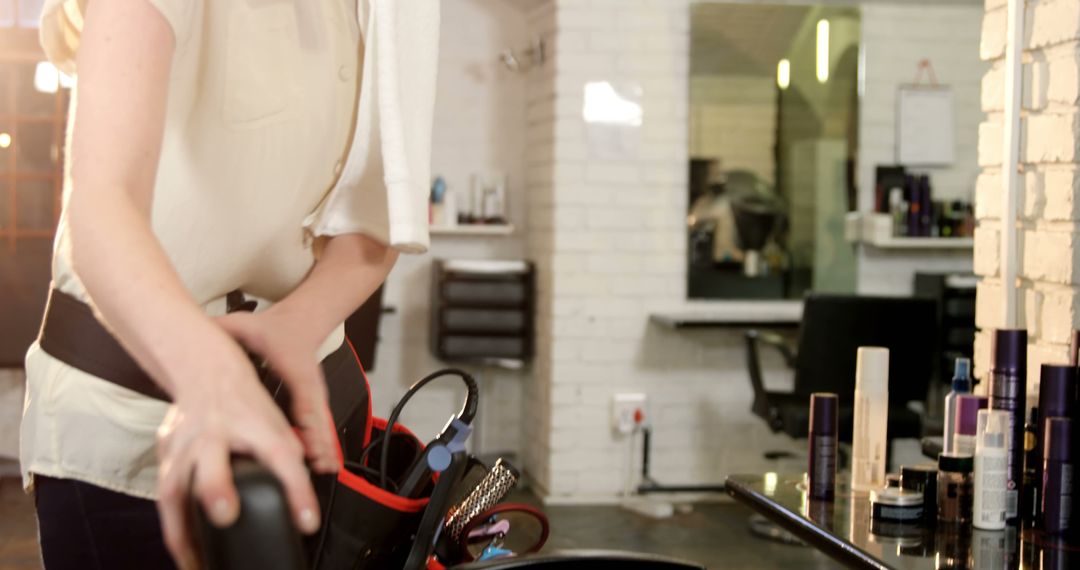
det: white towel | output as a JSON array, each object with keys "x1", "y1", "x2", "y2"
[{"x1": 305, "y1": 0, "x2": 440, "y2": 254}]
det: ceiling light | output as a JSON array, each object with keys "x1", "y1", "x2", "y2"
[
  {"x1": 816, "y1": 19, "x2": 830, "y2": 84},
  {"x1": 777, "y1": 59, "x2": 791, "y2": 90}
]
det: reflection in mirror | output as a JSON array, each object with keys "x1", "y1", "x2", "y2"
[{"x1": 688, "y1": 4, "x2": 860, "y2": 300}]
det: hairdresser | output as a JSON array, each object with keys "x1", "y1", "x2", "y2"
[{"x1": 19, "y1": 1, "x2": 439, "y2": 568}]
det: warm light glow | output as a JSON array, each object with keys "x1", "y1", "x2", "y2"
[
  {"x1": 0, "y1": 133, "x2": 11, "y2": 149},
  {"x1": 764, "y1": 472, "x2": 779, "y2": 496},
  {"x1": 34, "y1": 62, "x2": 59, "y2": 94},
  {"x1": 33, "y1": 62, "x2": 74, "y2": 94},
  {"x1": 582, "y1": 81, "x2": 643, "y2": 127},
  {"x1": 777, "y1": 59, "x2": 791, "y2": 90},
  {"x1": 816, "y1": 19, "x2": 830, "y2": 83}
]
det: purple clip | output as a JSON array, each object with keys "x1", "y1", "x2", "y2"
[{"x1": 467, "y1": 519, "x2": 510, "y2": 541}]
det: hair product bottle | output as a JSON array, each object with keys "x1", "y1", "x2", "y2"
[
  {"x1": 944, "y1": 358, "x2": 973, "y2": 453},
  {"x1": 974, "y1": 409, "x2": 1009, "y2": 530},
  {"x1": 989, "y1": 329, "x2": 1027, "y2": 523},
  {"x1": 852, "y1": 347, "x2": 890, "y2": 493},
  {"x1": 808, "y1": 393, "x2": 839, "y2": 500},
  {"x1": 953, "y1": 394, "x2": 988, "y2": 456},
  {"x1": 1042, "y1": 417, "x2": 1073, "y2": 535},
  {"x1": 1035, "y1": 365, "x2": 1077, "y2": 527}
]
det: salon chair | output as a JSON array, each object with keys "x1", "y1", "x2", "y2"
[{"x1": 745, "y1": 293, "x2": 937, "y2": 450}]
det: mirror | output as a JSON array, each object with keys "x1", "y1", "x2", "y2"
[{"x1": 688, "y1": 3, "x2": 861, "y2": 300}]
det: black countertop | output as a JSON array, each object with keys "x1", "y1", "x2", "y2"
[{"x1": 725, "y1": 473, "x2": 1079, "y2": 569}]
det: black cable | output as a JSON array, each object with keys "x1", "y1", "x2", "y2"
[
  {"x1": 380, "y1": 368, "x2": 477, "y2": 489},
  {"x1": 357, "y1": 368, "x2": 478, "y2": 490},
  {"x1": 403, "y1": 450, "x2": 468, "y2": 570},
  {"x1": 342, "y1": 461, "x2": 400, "y2": 493}
]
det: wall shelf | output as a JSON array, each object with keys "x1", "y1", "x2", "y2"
[
  {"x1": 864, "y1": 236, "x2": 974, "y2": 250},
  {"x1": 651, "y1": 300, "x2": 803, "y2": 329},
  {"x1": 845, "y1": 213, "x2": 973, "y2": 250},
  {"x1": 431, "y1": 225, "x2": 514, "y2": 236}
]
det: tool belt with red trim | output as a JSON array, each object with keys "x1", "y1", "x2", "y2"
[{"x1": 38, "y1": 288, "x2": 438, "y2": 569}]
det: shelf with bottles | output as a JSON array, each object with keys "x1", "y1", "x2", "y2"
[
  {"x1": 845, "y1": 212, "x2": 974, "y2": 250},
  {"x1": 429, "y1": 172, "x2": 512, "y2": 238},
  {"x1": 859, "y1": 168, "x2": 975, "y2": 250}
]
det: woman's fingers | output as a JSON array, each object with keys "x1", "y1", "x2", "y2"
[
  {"x1": 158, "y1": 451, "x2": 199, "y2": 570},
  {"x1": 192, "y1": 439, "x2": 239, "y2": 527},
  {"x1": 215, "y1": 311, "x2": 336, "y2": 473},
  {"x1": 270, "y1": 355, "x2": 337, "y2": 474},
  {"x1": 293, "y1": 381, "x2": 337, "y2": 474},
  {"x1": 248, "y1": 425, "x2": 321, "y2": 535}
]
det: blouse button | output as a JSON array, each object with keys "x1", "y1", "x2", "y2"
[{"x1": 338, "y1": 65, "x2": 352, "y2": 82}]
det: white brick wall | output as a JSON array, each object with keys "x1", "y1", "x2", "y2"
[
  {"x1": 855, "y1": 3, "x2": 984, "y2": 296},
  {"x1": 975, "y1": 0, "x2": 1080, "y2": 389}
]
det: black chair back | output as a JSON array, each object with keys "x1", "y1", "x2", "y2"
[{"x1": 793, "y1": 294, "x2": 937, "y2": 410}]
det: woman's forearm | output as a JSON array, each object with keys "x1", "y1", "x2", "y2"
[
  {"x1": 269, "y1": 234, "x2": 400, "y2": 346},
  {"x1": 66, "y1": 0, "x2": 229, "y2": 400},
  {"x1": 68, "y1": 192, "x2": 225, "y2": 397}
]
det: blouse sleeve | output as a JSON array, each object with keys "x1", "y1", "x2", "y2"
[
  {"x1": 39, "y1": 0, "x2": 196, "y2": 74},
  {"x1": 303, "y1": 0, "x2": 440, "y2": 255}
]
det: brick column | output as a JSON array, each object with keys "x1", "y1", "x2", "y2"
[
  {"x1": 976, "y1": 0, "x2": 1080, "y2": 392},
  {"x1": 522, "y1": 0, "x2": 558, "y2": 494},
  {"x1": 524, "y1": 0, "x2": 694, "y2": 498}
]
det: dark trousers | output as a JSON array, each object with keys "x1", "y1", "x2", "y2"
[{"x1": 35, "y1": 475, "x2": 177, "y2": 570}]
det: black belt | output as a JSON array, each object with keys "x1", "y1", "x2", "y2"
[{"x1": 38, "y1": 288, "x2": 348, "y2": 403}]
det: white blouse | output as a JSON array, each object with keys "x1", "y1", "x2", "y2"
[{"x1": 20, "y1": 0, "x2": 439, "y2": 499}]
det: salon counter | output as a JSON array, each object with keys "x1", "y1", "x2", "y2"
[
  {"x1": 650, "y1": 301, "x2": 801, "y2": 329},
  {"x1": 725, "y1": 473, "x2": 1079, "y2": 569}
]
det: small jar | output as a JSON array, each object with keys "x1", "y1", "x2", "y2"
[
  {"x1": 870, "y1": 487, "x2": 924, "y2": 523},
  {"x1": 901, "y1": 463, "x2": 939, "y2": 524},
  {"x1": 938, "y1": 452, "x2": 974, "y2": 523}
]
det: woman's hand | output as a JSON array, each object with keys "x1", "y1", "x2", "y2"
[
  {"x1": 155, "y1": 324, "x2": 336, "y2": 570},
  {"x1": 215, "y1": 304, "x2": 339, "y2": 475}
]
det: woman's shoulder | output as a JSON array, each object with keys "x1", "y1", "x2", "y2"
[{"x1": 40, "y1": 0, "x2": 204, "y2": 74}]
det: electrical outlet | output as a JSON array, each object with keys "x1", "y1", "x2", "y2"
[{"x1": 612, "y1": 392, "x2": 648, "y2": 435}]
